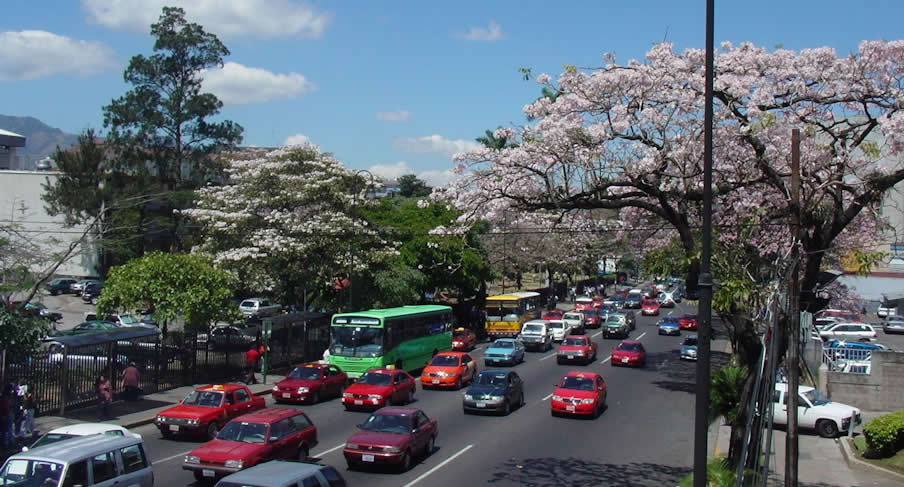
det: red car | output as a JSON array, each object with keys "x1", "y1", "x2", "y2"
[
  {"x1": 679, "y1": 314, "x2": 699, "y2": 331},
  {"x1": 611, "y1": 340, "x2": 646, "y2": 367},
  {"x1": 641, "y1": 299, "x2": 660, "y2": 316},
  {"x1": 580, "y1": 309, "x2": 602, "y2": 329},
  {"x1": 343, "y1": 407, "x2": 437, "y2": 472},
  {"x1": 452, "y1": 328, "x2": 478, "y2": 351},
  {"x1": 155, "y1": 384, "x2": 266, "y2": 440},
  {"x1": 550, "y1": 371, "x2": 607, "y2": 418},
  {"x1": 420, "y1": 352, "x2": 477, "y2": 389},
  {"x1": 573, "y1": 297, "x2": 594, "y2": 311},
  {"x1": 591, "y1": 296, "x2": 606, "y2": 309},
  {"x1": 556, "y1": 335, "x2": 598, "y2": 365},
  {"x1": 643, "y1": 287, "x2": 658, "y2": 299},
  {"x1": 182, "y1": 408, "x2": 318, "y2": 482},
  {"x1": 272, "y1": 363, "x2": 347, "y2": 404},
  {"x1": 542, "y1": 309, "x2": 564, "y2": 320},
  {"x1": 342, "y1": 368, "x2": 417, "y2": 410}
]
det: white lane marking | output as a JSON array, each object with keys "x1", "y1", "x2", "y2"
[
  {"x1": 542, "y1": 392, "x2": 553, "y2": 401},
  {"x1": 635, "y1": 332, "x2": 647, "y2": 340},
  {"x1": 539, "y1": 352, "x2": 557, "y2": 361},
  {"x1": 402, "y1": 444, "x2": 474, "y2": 487},
  {"x1": 313, "y1": 443, "x2": 345, "y2": 457},
  {"x1": 600, "y1": 356, "x2": 611, "y2": 364},
  {"x1": 668, "y1": 311, "x2": 673, "y2": 316},
  {"x1": 591, "y1": 331, "x2": 602, "y2": 338},
  {"x1": 153, "y1": 450, "x2": 192, "y2": 465}
]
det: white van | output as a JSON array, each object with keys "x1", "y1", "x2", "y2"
[
  {"x1": 772, "y1": 383, "x2": 861, "y2": 438},
  {"x1": 0, "y1": 434, "x2": 153, "y2": 487}
]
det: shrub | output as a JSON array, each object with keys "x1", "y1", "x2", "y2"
[{"x1": 862, "y1": 410, "x2": 904, "y2": 457}]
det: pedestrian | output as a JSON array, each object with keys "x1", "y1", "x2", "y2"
[
  {"x1": 244, "y1": 345, "x2": 260, "y2": 384},
  {"x1": 121, "y1": 362, "x2": 140, "y2": 401},
  {"x1": 95, "y1": 375, "x2": 112, "y2": 421},
  {"x1": 20, "y1": 391, "x2": 35, "y2": 439},
  {"x1": 14, "y1": 378, "x2": 27, "y2": 439},
  {"x1": 321, "y1": 347, "x2": 330, "y2": 365}
]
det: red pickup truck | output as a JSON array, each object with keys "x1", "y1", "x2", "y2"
[{"x1": 155, "y1": 383, "x2": 266, "y2": 440}]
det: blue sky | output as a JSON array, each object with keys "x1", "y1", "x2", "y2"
[{"x1": 2, "y1": 0, "x2": 903, "y2": 185}]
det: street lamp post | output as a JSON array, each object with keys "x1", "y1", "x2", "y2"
[{"x1": 349, "y1": 169, "x2": 376, "y2": 310}]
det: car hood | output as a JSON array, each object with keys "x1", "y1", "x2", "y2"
[
  {"x1": 191, "y1": 439, "x2": 264, "y2": 460},
  {"x1": 681, "y1": 345, "x2": 698, "y2": 353},
  {"x1": 423, "y1": 365, "x2": 462, "y2": 374},
  {"x1": 809, "y1": 401, "x2": 859, "y2": 416},
  {"x1": 659, "y1": 322, "x2": 679, "y2": 328},
  {"x1": 158, "y1": 404, "x2": 219, "y2": 420},
  {"x1": 485, "y1": 347, "x2": 515, "y2": 355},
  {"x1": 466, "y1": 385, "x2": 506, "y2": 397},
  {"x1": 612, "y1": 350, "x2": 641, "y2": 356},
  {"x1": 347, "y1": 431, "x2": 410, "y2": 448},
  {"x1": 604, "y1": 322, "x2": 626, "y2": 328},
  {"x1": 346, "y1": 383, "x2": 392, "y2": 396},
  {"x1": 558, "y1": 345, "x2": 589, "y2": 353},
  {"x1": 554, "y1": 387, "x2": 596, "y2": 399},
  {"x1": 275, "y1": 378, "x2": 321, "y2": 389}
]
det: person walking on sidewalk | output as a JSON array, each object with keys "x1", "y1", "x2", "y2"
[
  {"x1": 19, "y1": 391, "x2": 35, "y2": 439},
  {"x1": 95, "y1": 375, "x2": 112, "y2": 420},
  {"x1": 244, "y1": 345, "x2": 260, "y2": 384},
  {"x1": 121, "y1": 362, "x2": 141, "y2": 401},
  {"x1": 14, "y1": 378, "x2": 28, "y2": 439}
]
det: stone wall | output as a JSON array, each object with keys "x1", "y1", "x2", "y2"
[{"x1": 827, "y1": 350, "x2": 904, "y2": 411}]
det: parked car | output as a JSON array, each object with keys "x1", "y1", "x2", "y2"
[
  {"x1": 272, "y1": 363, "x2": 347, "y2": 404},
  {"x1": 23, "y1": 423, "x2": 141, "y2": 452},
  {"x1": 155, "y1": 384, "x2": 267, "y2": 440},
  {"x1": 680, "y1": 335, "x2": 698, "y2": 361},
  {"x1": 80, "y1": 281, "x2": 103, "y2": 303},
  {"x1": 342, "y1": 368, "x2": 416, "y2": 410},
  {"x1": 823, "y1": 340, "x2": 887, "y2": 360},
  {"x1": 519, "y1": 320, "x2": 553, "y2": 352},
  {"x1": 611, "y1": 340, "x2": 646, "y2": 367},
  {"x1": 44, "y1": 278, "x2": 77, "y2": 295},
  {"x1": 877, "y1": 303, "x2": 898, "y2": 319},
  {"x1": 562, "y1": 311, "x2": 585, "y2": 335},
  {"x1": 239, "y1": 298, "x2": 282, "y2": 318},
  {"x1": 818, "y1": 322, "x2": 877, "y2": 342},
  {"x1": 199, "y1": 325, "x2": 257, "y2": 350},
  {"x1": 213, "y1": 460, "x2": 346, "y2": 487},
  {"x1": 52, "y1": 320, "x2": 121, "y2": 336},
  {"x1": 70, "y1": 279, "x2": 101, "y2": 296},
  {"x1": 183, "y1": 408, "x2": 318, "y2": 482},
  {"x1": 556, "y1": 335, "x2": 598, "y2": 365},
  {"x1": 813, "y1": 317, "x2": 840, "y2": 330},
  {"x1": 882, "y1": 315, "x2": 904, "y2": 335},
  {"x1": 420, "y1": 352, "x2": 477, "y2": 389},
  {"x1": 483, "y1": 338, "x2": 526, "y2": 366},
  {"x1": 343, "y1": 407, "x2": 437, "y2": 472},
  {"x1": 14, "y1": 302, "x2": 62, "y2": 322},
  {"x1": 462, "y1": 369, "x2": 525, "y2": 415},
  {"x1": 772, "y1": 383, "x2": 861, "y2": 438}
]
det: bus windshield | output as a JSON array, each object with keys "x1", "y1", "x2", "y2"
[
  {"x1": 331, "y1": 327, "x2": 384, "y2": 357},
  {"x1": 486, "y1": 307, "x2": 519, "y2": 321}
]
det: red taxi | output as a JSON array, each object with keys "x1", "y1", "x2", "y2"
[
  {"x1": 155, "y1": 384, "x2": 266, "y2": 440},
  {"x1": 679, "y1": 314, "x2": 699, "y2": 331},
  {"x1": 420, "y1": 352, "x2": 477, "y2": 389},
  {"x1": 541, "y1": 309, "x2": 564, "y2": 320},
  {"x1": 611, "y1": 340, "x2": 646, "y2": 367},
  {"x1": 556, "y1": 335, "x2": 598, "y2": 365},
  {"x1": 550, "y1": 371, "x2": 607, "y2": 418},
  {"x1": 591, "y1": 296, "x2": 606, "y2": 308},
  {"x1": 342, "y1": 368, "x2": 416, "y2": 410},
  {"x1": 641, "y1": 299, "x2": 661, "y2": 316},
  {"x1": 573, "y1": 297, "x2": 594, "y2": 311},
  {"x1": 343, "y1": 407, "x2": 437, "y2": 472},
  {"x1": 271, "y1": 363, "x2": 347, "y2": 404},
  {"x1": 183, "y1": 408, "x2": 318, "y2": 482},
  {"x1": 452, "y1": 328, "x2": 478, "y2": 351}
]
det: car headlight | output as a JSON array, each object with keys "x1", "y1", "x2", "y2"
[
  {"x1": 552, "y1": 395, "x2": 562, "y2": 401},
  {"x1": 436, "y1": 371, "x2": 451, "y2": 377},
  {"x1": 187, "y1": 418, "x2": 199, "y2": 426},
  {"x1": 343, "y1": 392, "x2": 352, "y2": 398},
  {"x1": 155, "y1": 416, "x2": 165, "y2": 424},
  {"x1": 184, "y1": 456, "x2": 200, "y2": 464},
  {"x1": 272, "y1": 386, "x2": 279, "y2": 392},
  {"x1": 489, "y1": 395, "x2": 504, "y2": 402},
  {"x1": 581, "y1": 398, "x2": 595, "y2": 404},
  {"x1": 383, "y1": 446, "x2": 401, "y2": 453},
  {"x1": 297, "y1": 387, "x2": 309, "y2": 393},
  {"x1": 574, "y1": 350, "x2": 584, "y2": 355},
  {"x1": 346, "y1": 442, "x2": 359, "y2": 449},
  {"x1": 368, "y1": 394, "x2": 383, "y2": 400},
  {"x1": 464, "y1": 394, "x2": 473, "y2": 400},
  {"x1": 224, "y1": 460, "x2": 243, "y2": 469}
]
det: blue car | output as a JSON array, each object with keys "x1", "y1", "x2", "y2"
[
  {"x1": 824, "y1": 340, "x2": 887, "y2": 360},
  {"x1": 680, "y1": 335, "x2": 698, "y2": 361},
  {"x1": 658, "y1": 316, "x2": 680, "y2": 336},
  {"x1": 484, "y1": 338, "x2": 526, "y2": 366}
]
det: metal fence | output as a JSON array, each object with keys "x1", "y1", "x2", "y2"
[
  {"x1": 6, "y1": 312, "x2": 330, "y2": 416},
  {"x1": 822, "y1": 346, "x2": 873, "y2": 374}
]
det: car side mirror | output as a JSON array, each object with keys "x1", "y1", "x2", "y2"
[
  {"x1": 412, "y1": 428, "x2": 419, "y2": 434},
  {"x1": 356, "y1": 423, "x2": 364, "y2": 429},
  {"x1": 179, "y1": 400, "x2": 183, "y2": 404}
]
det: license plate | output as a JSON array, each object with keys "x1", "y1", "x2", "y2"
[
  {"x1": 362, "y1": 454, "x2": 375, "y2": 462},
  {"x1": 622, "y1": 358, "x2": 629, "y2": 363},
  {"x1": 354, "y1": 400, "x2": 363, "y2": 405},
  {"x1": 476, "y1": 402, "x2": 486, "y2": 408},
  {"x1": 169, "y1": 425, "x2": 179, "y2": 432},
  {"x1": 282, "y1": 393, "x2": 291, "y2": 398},
  {"x1": 567, "y1": 355, "x2": 574, "y2": 360},
  {"x1": 432, "y1": 379, "x2": 439, "y2": 384},
  {"x1": 202, "y1": 469, "x2": 215, "y2": 478},
  {"x1": 566, "y1": 406, "x2": 575, "y2": 412}
]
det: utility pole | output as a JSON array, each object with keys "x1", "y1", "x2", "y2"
[
  {"x1": 785, "y1": 129, "x2": 801, "y2": 487},
  {"x1": 693, "y1": 1, "x2": 715, "y2": 486}
]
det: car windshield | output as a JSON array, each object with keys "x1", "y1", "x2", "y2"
[
  {"x1": 240, "y1": 301, "x2": 257, "y2": 308},
  {"x1": 491, "y1": 340, "x2": 514, "y2": 349},
  {"x1": 357, "y1": 373, "x2": 391, "y2": 386},
  {"x1": 580, "y1": 310, "x2": 598, "y2": 317},
  {"x1": 486, "y1": 306, "x2": 518, "y2": 321},
  {"x1": 453, "y1": 332, "x2": 470, "y2": 339},
  {"x1": 288, "y1": 367, "x2": 322, "y2": 380},
  {"x1": 643, "y1": 300, "x2": 657, "y2": 306},
  {"x1": 0, "y1": 459, "x2": 64, "y2": 487},
  {"x1": 563, "y1": 338, "x2": 587, "y2": 346},
  {"x1": 29, "y1": 433, "x2": 77, "y2": 449},
  {"x1": 617, "y1": 343, "x2": 642, "y2": 352},
  {"x1": 660, "y1": 319, "x2": 677, "y2": 326},
  {"x1": 801, "y1": 389, "x2": 830, "y2": 406},
  {"x1": 182, "y1": 390, "x2": 224, "y2": 407},
  {"x1": 522, "y1": 324, "x2": 543, "y2": 333},
  {"x1": 360, "y1": 413, "x2": 413, "y2": 434},
  {"x1": 887, "y1": 315, "x2": 904, "y2": 322},
  {"x1": 560, "y1": 376, "x2": 595, "y2": 391},
  {"x1": 563, "y1": 313, "x2": 583, "y2": 321},
  {"x1": 216, "y1": 421, "x2": 268, "y2": 443},
  {"x1": 683, "y1": 337, "x2": 698, "y2": 346},
  {"x1": 548, "y1": 322, "x2": 564, "y2": 330},
  {"x1": 476, "y1": 373, "x2": 507, "y2": 386},
  {"x1": 430, "y1": 355, "x2": 460, "y2": 367},
  {"x1": 330, "y1": 326, "x2": 384, "y2": 358},
  {"x1": 606, "y1": 316, "x2": 623, "y2": 324},
  {"x1": 119, "y1": 314, "x2": 139, "y2": 325}
]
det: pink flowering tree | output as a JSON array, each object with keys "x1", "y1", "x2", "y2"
[{"x1": 185, "y1": 144, "x2": 399, "y2": 309}]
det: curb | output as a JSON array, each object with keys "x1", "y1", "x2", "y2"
[
  {"x1": 119, "y1": 386, "x2": 275, "y2": 430},
  {"x1": 838, "y1": 436, "x2": 904, "y2": 482}
]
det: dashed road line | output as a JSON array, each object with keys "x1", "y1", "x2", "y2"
[
  {"x1": 402, "y1": 444, "x2": 474, "y2": 487},
  {"x1": 591, "y1": 331, "x2": 602, "y2": 338},
  {"x1": 635, "y1": 332, "x2": 647, "y2": 340},
  {"x1": 600, "y1": 356, "x2": 611, "y2": 364},
  {"x1": 539, "y1": 351, "x2": 557, "y2": 361},
  {"x1": 153, "y1": 450, "x2": 191, "y2": 465},
  {"x1": 312, "y1": 443, "x2": 345, "y2": 458},
  {"x1": 542, "y1": 392, "x2": 553, "y2": 401}
]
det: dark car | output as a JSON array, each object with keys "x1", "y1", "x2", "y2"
[
  {"x1": 462, "y1": 370, "x2": 524, "y2": 415},
  {"x1": 624, "y1": 294, "x2": 643, "y2": 309},
  {"x1": 81, "y1": 281, "x2": 104, "y2": 304},
  {"x1": 272, "y1": 363, "x2": 347, "y2": 404},
  {"x1": 201, "y1": 325, "x2": 256, "y2": 350},
  {"x1": 343, "y1": 407, "x2": 437, "y2": 472},
  {"x1": 44, "y1": 278, "x2": 77, "y2": 296}
]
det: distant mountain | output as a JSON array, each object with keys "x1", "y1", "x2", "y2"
[{"x1": 0, "y1": 114, "x2": 79, "y2": 169}]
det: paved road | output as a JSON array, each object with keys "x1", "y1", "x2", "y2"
[{"x1": 132, "y1": 301, "x2": 727, "y2": 487}]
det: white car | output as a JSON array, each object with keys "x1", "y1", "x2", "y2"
[
  {"x1": 562, "y1": 312, "x2": 585, "y2": 334},
  {"x1": 772, "y1": 384, "x2": 860, "y2": 438},
  {"x1": 23, "y1": 423, "x2": 141, "y2": 451},
  {"x1": 239, "y1": 298, "x2": 282, "y2": 318},
  {"x1": 878, "y1": 304, "x2": 898, "y2": 319},
  {"x1": 546, "y1": 319, "x2": 572, "y2": 342},
  {"x1": 818, "y1": 322, "x2": 877, "y2": 342}
]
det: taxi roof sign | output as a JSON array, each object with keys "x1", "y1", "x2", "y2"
[{"x1": 212, "y1": 385, "x2": 224, "y2": 390}]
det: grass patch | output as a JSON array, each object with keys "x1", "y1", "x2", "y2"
[{"x1": 850, "y1": 436, "x2": 904, "y2": 475}]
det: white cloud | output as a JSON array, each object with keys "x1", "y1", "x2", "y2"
[
  {"x1": 201, "y1": 62, "x2": 315, "y2": 105},
  {"x1": 81, "y1": 0, "x2": 330, "y2": 38},
  {"x1": 376, "y1": 110, "x2": 411, "y2": 122},
  {"x1": 393, "y1": 135, "x2": 481, "y2": 157},
  {"x1": 368, "y1": 161, "x2": 457, "y2": 188},
  {"x1": 283, "y1": 134, "x2": 310, "y2": 146},
  {"x1": 456, "y1": 20, "x2": 503, "y2": 42},
  {"x1": 0, "y1": 30, "x2": 116, "y2": 81}
]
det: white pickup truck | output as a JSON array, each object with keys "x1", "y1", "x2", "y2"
[
  {"x1": 772, "y1": 383, "x2": 861, "y2": 438},
  {"x1": 239, "y1": 298, "x2": 282, "y2": 318},
  {"x1": 519, "y1": 320, "x2": 553, "y2": 352}
]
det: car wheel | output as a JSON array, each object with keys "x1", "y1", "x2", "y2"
[
  {"x1": 407, "y1": 389, "x2": 414, "y2": 404},
  {"x1": 399, "y1": 451, "x2": 412, "y2": 472},
  {"x1": 518, "y1": 391, "x2": 525, "y2": 408},
  {"x1": 556, "y1": 357, "x2": 563, "y2": 365},
  {"x1": 338, "y1": 384, "x2": 345, "y2": 398},
  {"x1": 193, "y1": 471, "x2": 205, "y2": 482},
  {"x1": 207, "y1": 422, "x2": 219, "y2": 440},
  {"x1": 161, "y1": 429, "x2": 173, "y2": 440},
  {"x1": 816, "y1": 419, "x2": 839, "y2": 438},
  {"x1": 297, "y1": 444, "x2": 309, "y2": 461},
  {"x1": 310, "y1": 391, "x2": 319, "y2": 404},
  {"x1": 463, "y1": 407, "x2": 470, "y2": 415},
  {"x1": 502, "y1": 400, "x2": 511, "y2": 416},
  {"x1": 454, "y1": 377, "x2": 462, "y2": 390},
  {"x1": 425, "y1": 435, "x2": 435, "y2": 458}
]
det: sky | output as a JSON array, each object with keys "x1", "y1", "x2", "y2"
[{"x1": 2, "y1": 0, "x2": 904, "y2": 186}]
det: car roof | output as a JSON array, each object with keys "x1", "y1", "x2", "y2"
[
  {"x1": 434, "y1": 351, "x2": 467, "y2": 357},
  {"x1": 366, "y1": 368, "x2": 406, "y2": 375},
  {"x1": 12, "y1": 434, "x2": 139, "y2": 462},
  {"x1": 216, "y1": 460, "x2": 327, "y2": 485},
  {"x1": 197, "y1": 384, "x2": 245, "y2": 393},
  {"x1": 229, "y1": 407, "x2": 300, "y2": 423},
  {"x1": 562, "y1": 371, "x2": 600, "y2": 379},
  {"x1": 47, "y1": 423, "x2": 128, "y2": 436},
  {"x1": 620, "y1": 340, "x2": 643, "y2": 345},
  {"x1": 478, "y1": 369, "x2": 511, "y2": 376},
  {"x1": 291, "y1": 362, "x2": 326, "y2": 370},
  {"x1": 373, "y1": 406, "x2": 421, "y2": 416}
]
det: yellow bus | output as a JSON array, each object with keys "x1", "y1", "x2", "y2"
[{"x1": 484, "y1": 291, "x2": 542, "y2": 338}]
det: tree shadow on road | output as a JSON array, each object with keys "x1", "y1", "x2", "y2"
[
  {"x1": 635, "y1": 349, "x2": 732, "y2": 395},
  {"x1": 488, "y1": 457, "x2": 690, "y2": 486}
]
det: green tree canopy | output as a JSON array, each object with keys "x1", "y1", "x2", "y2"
[
  {"x1": 397, "y1": 174, "x2": 431, "y2": 198},
  {"x1": 0, "y1": 308, "x2": 50, "y2": 365}
]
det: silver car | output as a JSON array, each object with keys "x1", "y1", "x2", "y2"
[{"x1": 883, "y1": 315, "x2": 904, "y2": 335}]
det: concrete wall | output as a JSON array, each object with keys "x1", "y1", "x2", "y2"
[{"x1": 827, "y1": 350, "x2": 904, "y2": 411}]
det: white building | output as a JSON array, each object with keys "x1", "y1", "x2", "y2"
[{"x1": 0, "y1": 129, "x2": 26, "y2": 170}]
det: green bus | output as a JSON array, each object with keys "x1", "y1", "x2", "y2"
[{"x1": 328, "y1": 305, "x2": 454, "y2": 378}]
